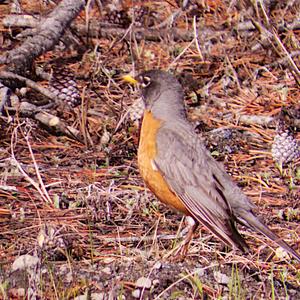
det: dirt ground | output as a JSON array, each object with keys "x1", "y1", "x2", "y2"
[{"x1": 0, "y1": 0, "x2": 299, "y2": 299}]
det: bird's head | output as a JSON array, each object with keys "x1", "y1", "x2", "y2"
[{"x1": 123, "y1": 70, "x2": 186, "y2": 119}]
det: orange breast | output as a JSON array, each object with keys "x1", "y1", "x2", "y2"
[{"x1": 138, "y1": 111, "x2": 190, "y2": 215}]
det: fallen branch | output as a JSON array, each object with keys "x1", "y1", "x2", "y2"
[
  {"x1": 0, "y1": 0, "x2": 85, "y2": 74},
  {"x1": 17, "y1": 102, "x2": 81, "y2": 141},
  {"x1": 237, "y1": 114, "x2": 300, "y2": 129},
  {"x1": 0, "y1": 70, "x2": 63, "y2": 106}
]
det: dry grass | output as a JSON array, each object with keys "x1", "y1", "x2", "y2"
[{"x1": 0, "y1": 0, "x2": 299, "y2": 299}]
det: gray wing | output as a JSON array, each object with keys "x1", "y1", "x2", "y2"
[{"x1": 154, "y1": 124, "x2": 248, "y2": 250}]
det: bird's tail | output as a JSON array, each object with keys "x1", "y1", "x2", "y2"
[{"x1": 239, "y1": 211, "x2": 300, "y2": 263}]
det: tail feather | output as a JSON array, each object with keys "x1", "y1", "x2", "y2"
[{"x1": 240, "y1": 211, "x2": 300, "y2": 262}]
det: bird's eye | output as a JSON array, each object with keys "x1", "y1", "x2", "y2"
[{"x1": 141, "y1": 76, "x2": 151, "y2": 88}]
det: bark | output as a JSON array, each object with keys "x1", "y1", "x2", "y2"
[{"x1": 0, "y1": 0, "x2": 86, "y2": 74}]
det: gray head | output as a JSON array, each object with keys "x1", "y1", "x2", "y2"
[{"x1": 137, "y1": 70, "x2": 186, "y2": 120}]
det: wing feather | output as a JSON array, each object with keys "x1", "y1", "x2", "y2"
[{"x1": 154, "y1": 124, "x2": 247, "y2": 249}]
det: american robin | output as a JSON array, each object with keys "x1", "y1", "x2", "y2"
[{"x1": 126, "y1": 70, "x2": 300, "y2": 262}]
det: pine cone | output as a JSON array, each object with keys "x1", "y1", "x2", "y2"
[
  {"x1": 271, "y1": 118, "x2": 300, "y2": 165},
  {"x1": 129, "y1": 6, "x2": 156, "y2": 27},
  {"x1": 49, "y1": 68, "x2": 81, "y2": 108},
  {"x1": 129, "y1": 97, "x2": 144, "y2": 123},
  {"x1": 102, "y1": 9, "x2": 131, "y2": 28}
]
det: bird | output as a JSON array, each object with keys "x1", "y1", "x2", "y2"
[{"x1": 127, "y1": 69, "x2": 300, "y2": 262}]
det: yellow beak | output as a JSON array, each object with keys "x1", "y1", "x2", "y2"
[{"x1": 122, "y1": 74, "x2": 138, "y2": 85}]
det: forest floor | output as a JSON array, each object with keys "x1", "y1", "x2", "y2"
[{"x1": 0, "y1": 0, "x2": 299, "y2": 299}]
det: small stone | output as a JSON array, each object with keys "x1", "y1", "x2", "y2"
[
  {"x1": 152, "y1": 279, "x2": 160, "y2": 286},
  {"x1": 136, "y1": 277, "x2": 152, "y2": 289},
  {"x1": 102, "y1": 267, "x2": 111, "y2": 275},
  {"x1": 153, "y1": 261, "x2": 162, "y2": 269},
  {"x1": 11, "y1": 255, "x2": 39, "y2": 272},
  {"x1": 275, "y1": 247, "x2": 289, "y2": 260},
  {"x1": 213, "y1": 271, "x2": 229, "y2": 285},
  {"x1": 195, "y1": 268, "x2": 205, "y2": 277},
  {"x1": 19, "y1": 87, "x2": 28, "y2": 96},
  {"x1": 132, "y1": 289, "x2": 141, "y2": 298}
]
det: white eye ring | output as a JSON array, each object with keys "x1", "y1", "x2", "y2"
[{"x1": 141, "y1": 76, "x2": 151, "y2": 88}]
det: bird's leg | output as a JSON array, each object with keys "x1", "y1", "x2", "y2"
[
  {"x1": 168, "y1": 216, "x2": 199, "y2": 261},
  {"x1": 178, "y1": 216, "x2": 199, "y2": 258}
]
